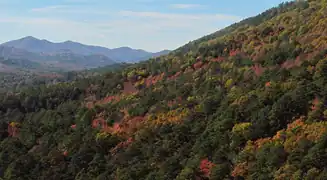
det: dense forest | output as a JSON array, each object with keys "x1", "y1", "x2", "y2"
[
  {"x1": 1, "y1": 0, "x2": 327, "y2": 179},
  {"x1": 0, "y1": 63, "x2": 128, "y2": 93}
]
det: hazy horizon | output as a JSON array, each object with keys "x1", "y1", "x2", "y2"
[{"x1": 0, "y1": 0, "x2": 287, "y2": 52}]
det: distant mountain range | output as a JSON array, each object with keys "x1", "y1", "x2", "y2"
[{"x1": 0, "y1": 36, "x2": 171, "y2": 71}]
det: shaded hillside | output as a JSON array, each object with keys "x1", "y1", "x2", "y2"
[
  {"x1": 1, "y1": 1, "x2": 327, "y2": 180},
  {"x1": 85, "y1": 63, "x2": 130, "y2": 74},
  {"x1": 0, "y1": 46, "x2": 117, "y2": 71},
  {"x1": 0, "y1": 46, "x2": 40, "y2": 61},
  {"x1": 0, "y1": 57, "x2": 50, "y2": 71},
  {"x1": 0, "y1": 61, "x2": 128, "y2": 93}
]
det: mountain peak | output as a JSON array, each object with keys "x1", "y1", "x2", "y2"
[
  {"x1": 115, "y1": 46, "x2": 133, "y2": 50},
  {"x1": 63, "y1": 40, "x2": 76, "y2": 44},
  {"x1": 20, "y1": 36, "x2": 39, "y2": 41}
]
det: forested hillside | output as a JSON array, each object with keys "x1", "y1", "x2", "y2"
[
  {"x1": 1, "y1": 0, "x2": 327, "y2": 179},
  {"x1": 0, "y1": 63, "x2": 128, "y2": 93}
]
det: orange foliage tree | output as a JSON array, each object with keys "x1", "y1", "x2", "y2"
[{"x1": 232, "y1": 117, "x2": 327, "y2": 178}]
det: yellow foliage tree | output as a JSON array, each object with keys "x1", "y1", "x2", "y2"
[{"x1": 225, "y1": 79, "x2": 234, "y2": 88}]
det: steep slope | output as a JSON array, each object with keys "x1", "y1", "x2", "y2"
[
  {"x1": 1, "y1": 37, "x2": 171, "y2": 62},
  {"x1": 1, "y1": 1, "x2": 327, "y2": 180}
]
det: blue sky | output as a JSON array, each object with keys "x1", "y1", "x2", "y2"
[{"x1": 0, "y1": 0, "x2": 287, "y2": 52}]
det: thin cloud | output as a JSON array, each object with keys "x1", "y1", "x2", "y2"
[
  {"x1": 170, "y1": 4, "x2": 205, "y2": 9},
  {"x1": 30, "y1": 5, "x2": 69, "y2": 12},
  {"x1": 30, "y1": 5, "x2": 111, "y2": 15},
  {"x1": 118, "y1": 11, "x2": 241, "y2": 21},
  {"x1": 0, "y1": 10, "x2": 242, "y2": 51},
  {"x1": 0, "y1": 17, "x2": 75, "y2": 25}
]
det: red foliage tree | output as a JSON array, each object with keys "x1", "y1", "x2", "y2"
[
  {"x1": 86, "y1": 102, "x2": 94, "y2": 109},
  {"x1": 101, "y1": 96, "x2": 119, "y2": 104},
  {"x1": 199, "y1": 158, "x2": 215, "y2": 178},
  {"x1": 63, "y1": 151, "x2": 68, "y2": 156},
  {"x1": 110, "y1": 137, "x2": 134, "y2": 155},
  {"x1": 145, "y1": 73, "x2": 165, "y2": 87},
  {"x1": 92, "y1": 118, "x2": 109, "y2": 130},
  {"x1": 265, "y1": 81, "x2": 271, "y2": 87},
  {"x1": 169, "y1": 71, "x2": 182, "y2": 80},
  {"x1": 122, "y1": 81, "x2": 138, "y2": 94},
  {"x1": 281, "y1": 56, "x2": 303, "y2": 69},
  {"x1": 311, "y1": 97, "x2": 320, "y2": 111},
  {"x1": 229, "y1": 49, "x2": 241, "y2": 57},
  {"x1": 211, "y1": 56, "x2": 225, "y2": 62},
  {"x1": 251, "y1": 64, "x2": 265, "y2": 76},
  {"x1": 120, "y1": 116, "x2": 144, "y2": 134},
  {"x1": 193, "y1": 61, "x2": 204, "y2": 70},
  {"x1": 8, "y1": 123, "x2": 19, "y2": 137}
]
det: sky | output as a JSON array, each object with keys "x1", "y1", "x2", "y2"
[{"x1": 0, "y1": 0, "x2": 287, "y2": 52}]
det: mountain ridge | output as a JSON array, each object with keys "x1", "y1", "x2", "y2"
[
  {"x1": 1, "y1": 36, "x2": 171, "y2": 62},
  {"x1": 0, "y1": 36, "x2": 171, "y2": 71}
]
